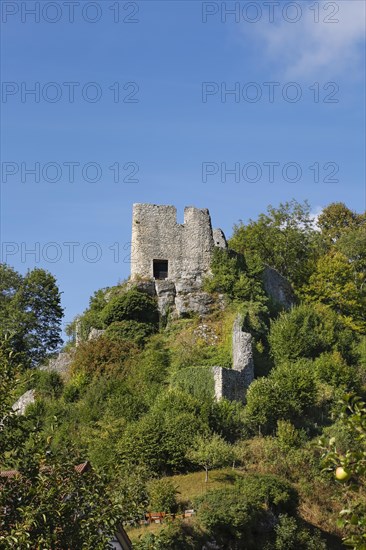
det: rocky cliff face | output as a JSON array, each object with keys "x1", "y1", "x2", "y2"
[
  {"x1": 40, "y1": 351, "x2": 74, "y2": 377},
  {"x1": 12, "y1": 389, "x2": 35, "y2": 415},
  {"x1": 262, "y1": 266, "x2": 295, "y2": 309}
]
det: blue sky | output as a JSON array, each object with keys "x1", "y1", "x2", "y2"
[{"x1": 1, "y1": 0, "x2": 365, "y2": 336}]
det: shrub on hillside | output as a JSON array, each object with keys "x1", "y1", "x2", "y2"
[
  {"x1": 117, "y1": 391, "x2": 208, "y2": 475},
  {"x1": 274, "y1": 514, "x2": 327, "y2": 550},
  {"x1": 194, "y1": 474, "x2": 299, "y2": 548},
  {"x1": 32, "y1": 370, "x2": 64, "y2": 399},
  {"x1": 134, "y1": 522, "x2": 201, "y2": 550},
  {"x1": 313, "y1": 351, "x2": 357, "y2": 389},
  {"x1": 244, "y1": 360, "x2": 316, "y2": 434},
  {"x1": 70, "y1": 337, "x2": 137, "y2": 377},
  {"x1": 104, "y1": 320, "x2": 155, "y2": 347},
  {"x1": 269, "y1": 303, "x2": 356, "y2": 365},
  {"x1": 101, "y1": 288, "x2": 159, "y2": 326},
  {"x1": 147, "y1": 478, "x2": 179, "y2": 513},
  {"x1": 235, "y1": 473, "x2": 298, "y2": 516}
]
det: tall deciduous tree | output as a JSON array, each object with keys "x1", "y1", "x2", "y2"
[
  {"x1": 0, "y1": 264, "x2": 63, "y2": 367},
  {"x1": 317, "y1": 202, "x2": 364, "y2": 243},
  {"x1": 229, "y1": 200, "x2": 319, "y2": 289},
  {"x1": 303, "y1": 251, "x2": 366, "y2": 334}
]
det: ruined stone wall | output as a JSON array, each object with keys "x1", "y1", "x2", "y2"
[
  {"x1": 212, "y1": 315, "x2": 255, "y2": 402},
  {"x1": 131, "y1": 203, "x2": 224, "y2": 282}
]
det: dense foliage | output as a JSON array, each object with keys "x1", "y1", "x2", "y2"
[
  {"x1": 0, "y1": 265, "x2": 63, "y2": 367},
  {"x1": 1, "y1": 201, "x2": 365, "y2": 549}
]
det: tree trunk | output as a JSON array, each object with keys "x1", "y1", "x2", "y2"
[{"x1": 205, "y1": 467, "x2": 208, "y2": 483}]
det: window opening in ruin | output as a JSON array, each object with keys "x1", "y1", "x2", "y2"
[{"x1": 153, "y1": 260, "x2": 168, "y2": 280}]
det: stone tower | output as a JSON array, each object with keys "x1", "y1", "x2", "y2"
[
  {"x1": 130, "y1": 203, "x2": 227, "y2": 318},
  {"x1": 131, "y1": 203, "x2": 227, "y2": 282}
]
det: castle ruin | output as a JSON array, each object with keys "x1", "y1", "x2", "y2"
[
  {"x1": 131, "y1": 203, "x2": 227, "y2": 283},
  {"x1": 130, "y1": 203, "x2": 254, "y2": 401}
]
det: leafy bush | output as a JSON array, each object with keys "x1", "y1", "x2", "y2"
[
  {"x1": 275, "y1": 420, "x2": 306, "y2": 452},
  {"x1": 125, "y1": 337, "x2": 170, "y2": 407},
  {"x1": 194, "y1": 474, "x2": 299, "y2": 548},
  {"x1": 208, "y1": 398, "x2": 245, "y2": 443},
  {"x1": 244, "y1": 360, "x2": 316, "y2": 434},
  {"x1": 313, "y1": 351, "x2": 356, "y2": 389},
  {"x1": 104, "y1": 320, "x2": 155, "y2": 347},
  {"x1": 117, "y1": 391, "x2": 208, "y2": 475},
  {"x1": 194, "y1": 487, "x2": 265, "y2": 548},
  {"x1": 235, "y1": 473, "x2": 299, "y2": 516},
  {"x1": 33, "y1": 370, "x2": 64, "y2": 399},
  {"x1": 147, "y1": 478, "x2": 179, "y2": 512},
  {"x1": 62, "y1": 372, "x2": 88, "y2": 403},
  {"x1": 204, "y1": 247, "x2": 266, "y2": 305},
  {"x1": 70, "y1": 337, "x2": 138, "y2": 377},
  {"x1": 274, "y1": 514, "x2": 327, "y2": 550},
  {"x1": 134, "y1": 522, "x2": 201, "y2": 550},
  {"x1": 269, "y1": 303, "x2": 355, "y2": 365},
  {"x1": 101, "y1": 288, "x2": 158, "y2": 326}
]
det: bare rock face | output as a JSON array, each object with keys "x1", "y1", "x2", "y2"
[
  {"x1": 41, "y1": 351, "x2": 74, "y2": 377},
  {"x1": 262, "y1": 266, "x2": 295, "y2": 310},
  {"x1": 155, "y1": 280, "x2": 176, "y2": 318},
  {"x1": 175, "y1": 284, "x2": 214, "y2": 318},
  {"x1": 88, "y1": 328, "x2": 106, "y2": 341},
  {"x1": 12, "y1": 389, "x2": 35, "y2": 415}
]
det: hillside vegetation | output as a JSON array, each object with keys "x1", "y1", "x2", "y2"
[{"x1": 1, "y1": 201, "x2": 366, "y2": 549}]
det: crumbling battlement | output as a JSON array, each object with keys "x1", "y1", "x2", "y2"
[{"x1": 131, "y1": 203, "x2": 226, "y2": 283}]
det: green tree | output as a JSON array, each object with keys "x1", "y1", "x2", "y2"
[
  {"x1": 268, "y1": 303, "x2": 356, "y2": 365},
  {"x1": 303, "y1": 251, "x2": 366, "y2": 333},
  {"x1": 229, "y1": 200, "x2": 319, "y2": 289},
  {"x1": 244, "y1": 360, "x2": 316, "y2": 434},
  {"x1": 317, "y1": 202, "x2": 364, "y2": 243},
  {"x1": 70, "y1": 336, "x2": 138, "y2": 378},
  {"x1": 187, "y1": 434, "x2": 233, "y2": 482},
  {"x1": 147, "y1": 478, "x2": 179, "y2": 513},
  {"x1": 0, "y1": 264, "x2": 63, "y2": 367}
]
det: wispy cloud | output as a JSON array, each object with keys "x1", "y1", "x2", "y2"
[
  {"x1": 310, "y1": 206, "x2": 323, "y2": 231},
  {"x1": 248, "y1": 0, "x2": 365, "y2": 79}
]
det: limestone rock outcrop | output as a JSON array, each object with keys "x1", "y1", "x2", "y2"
[
  {"x1": 40, "y1": 351, "x2": 74, "y2": 377},
  {"x1": 12, "y1": 389, "x2": 35, "y2": 415},
  {"x1": 262, "y1": 266, "x2": 295, "y2": 310}
]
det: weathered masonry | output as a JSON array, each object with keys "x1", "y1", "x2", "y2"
[
  {"x1": 131, "y1": 203, "x2": 227, "y2": 282},
  {"x1": 130, "y1": 203, "x2": 227, "y2": 318}
]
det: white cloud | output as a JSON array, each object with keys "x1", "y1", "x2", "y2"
[
  {"x1": 309, "y1": 206, "x2": 323, "y2": 231},
  {"x1": 249, "y1": 1, "x2": 365, "y2": 79}
]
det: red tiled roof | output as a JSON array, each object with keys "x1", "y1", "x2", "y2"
[{"x1": 74, "y1": 461, "x2": 91, "y2": 474}]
